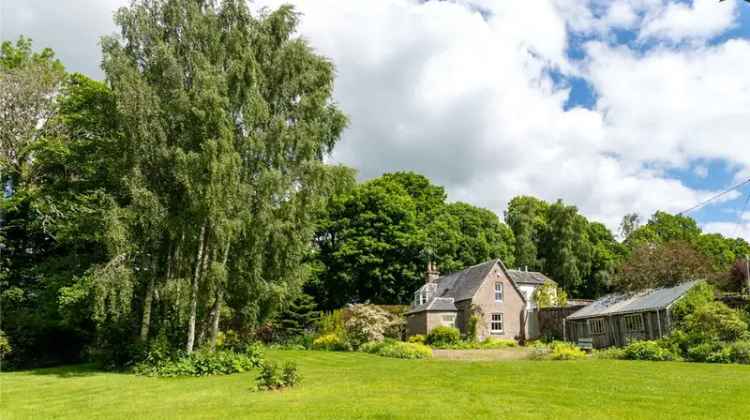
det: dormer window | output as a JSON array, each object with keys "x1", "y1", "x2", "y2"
[
  {"x1": 494, "y1": 282, "x2": 503, "y2": 302},
  {"x1": 414, "y1": 283, "x2": 435, "y2": 306}
]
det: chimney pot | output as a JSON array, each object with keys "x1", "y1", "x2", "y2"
[{"x1": 426, "y1": 261, "x2": 440, "y2": 283}]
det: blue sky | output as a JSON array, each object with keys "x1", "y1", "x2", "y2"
[
  {"x1": 554, "y1": 0, "x2": 750, "y2": 233},
  {"x1": 5, "y1": 0, "x2": 750, "y2": 238}
]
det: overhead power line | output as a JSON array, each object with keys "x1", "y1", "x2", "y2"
[{"x1": 677, "y1": 177, "x2": 750, "y2": 216}]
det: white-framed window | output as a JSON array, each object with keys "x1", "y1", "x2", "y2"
[
  {"x1": 494, "y1": 282, "x2": 503, "y2": 302},
  {"x1": 490, "y1": 313, "x2": 504, "y2": 334},
  {"x1": 624, "y1": 314, "x2": 644, "y2": 332},
  {"x1": 414, "y1": 287, "x2": 431, "y2": 306},
  {"x1": 589, "y1": 318, "x2": 605, "y2": 335},
  {"x1": 442, "y1": 314, "x2": 455, "y2": 327}
]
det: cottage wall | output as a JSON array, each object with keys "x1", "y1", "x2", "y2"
[
  {"x1": 406, "y1": 312, "x2": 427, "y2": 336},
  {"x1": 454, "y1": 299, "x2": 473, "y2": 336},
  {"x1": 471, "y1": 265, "x2": 526, "y2": 341},
  {"x1": 425, "y1": 311, "x2": 458, "y2": 332}
]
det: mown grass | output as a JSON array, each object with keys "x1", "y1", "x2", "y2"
[{"x1": 3, "y1": 350, "x2": 750, "y2": 419}]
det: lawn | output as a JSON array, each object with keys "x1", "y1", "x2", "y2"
[{"x1": 3, "y1": 350, "x2": 750, "y2": 420}]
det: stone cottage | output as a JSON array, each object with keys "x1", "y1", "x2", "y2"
[{"x1": 405, "y1": 259, "x2": 557, "y2": 341}]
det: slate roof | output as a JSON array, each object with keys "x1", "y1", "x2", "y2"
[
  {"x1": 567, "y1": 281, "x2": 700, "y2": 321},
  {"x1": 507, "y1": 270, "x2": 556, "y2": 285},
  {"x1": 407, "y1": 259, "x2": 531, "y2": 314},
  {"x1": 406, "y1": 297, "x2": 458, "y2": 314}
]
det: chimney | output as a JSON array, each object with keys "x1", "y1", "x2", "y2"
[
  {"x1": 524, "y1": 265, "x2": 528, "y2": 272},
  {"x1": 426, "y1": 261, "x2": 440, "y2": 283}
]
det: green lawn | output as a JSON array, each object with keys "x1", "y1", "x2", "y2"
[{"x1": 3, "y1": 350, "x2": 750, "y2": 420}]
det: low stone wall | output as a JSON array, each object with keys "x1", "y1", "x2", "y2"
[{"x1": 538, "y1": 305, "x2": 587, "y2": 341}]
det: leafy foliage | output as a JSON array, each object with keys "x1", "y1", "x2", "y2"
[
  {"x1": 133, "y1": 347, "x2": 263, "y2": 377},
  {"x1": 425, "y1": 326, "x2": 460, "y2": 347},
  {"x1": 613, "y1": 241, "x2": 716, "y2": 292},
  {"x1": 312, "y1": 333, "x2": 352, "y2": 352},
  {"x1": 623, "y1": 341, "x2": 678, "y2": 361},
  {"x1": 407, "y1": 334, "x2": 426, "y2": 345},
  {"x1": 344, "y1": 304, "x2": 395, "y2": 348},
  {"x1": 359, "y1": 339, "x2": 432, "y2": 359},
  {"x1": 505, "y1": 197, "x2": 621, "y2": 298},
  {"x1": 530, "y1": 341, "x2": 586, "y2": 360},
  {"x1": 0, "y1": 330, "x2": 11, "y2": 360},
  {"x1": 533, "y1": 280, "x2": 568, "y2": 308},
  {"x1": 431, "y1": 338, "x2": 517, "y2": 350},
  {"x1": 274, "y1": 293, "x2": 320, "y2": 338},
  {"x1": 310, "y1": 172, "x2": 516, "y2": 308},
  {"x1": 255, "y1": 360, "x2": 300, "y2": 391}
]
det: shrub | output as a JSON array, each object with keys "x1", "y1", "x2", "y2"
[
  {"x1": 384, "y1": 315, "x2": 407, "y2": 340},
  {"x1": 426, "y1": 326, "x2": 460, "y2": 347},
  {"x1": 466, "y1": 314, "x2": 479, "y2": 342},
  {"x1": 730, "y1": 340, "x2": 750, "y2": 364},
  {"x1": 0, "y1": 330, "x2": 12, "y2": 360},
  {"x1": 408, "y1": 334, "x2": 426, "y2": 345},
  {"x1": 593, "y1": 347, "x2": 625, "y2": 360},
  {"x1": 256, "y1": 361, "x2": 300, "y2": 391},
  {"x1": 479, "y1": 338, "x2": 517, "y2": 349},
  {"x1": 671, "y1": 281, "x2": 715, "y2": 324},
  {"x1": 623, "y1": 340, "x2": 677, "y2": 361},
  {"x1": 684, "y1": 302, "x2": 749, "y2": 343},
  {"x1": 134, "y1": 347, "x2": 263, "y2": 377},
  {"x1": 311, "y1": 333, "x2": 352, "y2": 351},
  {"x1": 256, "y1": 361, "x2": 283, "y2": 390},
  {"x1": 360, "y1": 340, "x2": 432, "y2": 359},
  {"x1": 706, "y1": 345, "x2": 733, "y2": 364},
  {"x1": 548, "y1": 341, "x2": 586, "y2": 360},
  {"x1": 344, "y1": 304, "x2": 393, "y2": 348},
  {"x1": 317, "y1": 309, "x2": 346, "y2": 336},
  {"x1": 529, "y1": 341, "x2": 586, "y2": 360},
  {"x1": 686, "y1": 342, "x2": 721, "y2": 363}
]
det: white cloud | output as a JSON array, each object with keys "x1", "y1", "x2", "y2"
[
  {"x1": 253, "y1": 0, "x2": 744, "y2": 232},
  {"x1": 584, "y1": 38, "x2": 750, "y2": 173},
  {"x1": 694, "y1": 165, "x2": 709, "y2": 178},
  {"x1": 7, "y1": 0, "x2": 750, "y2": 238},
  {"x1": 639, "y1": 0, "x2": 737, "y2": 43}
]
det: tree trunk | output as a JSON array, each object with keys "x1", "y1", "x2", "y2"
[
  {"x1": 209, "y1": 242, "x2": 231, "y2": 351},
  {"x1": 186, "y1": 223, "x2": 207, "y2": 354},
  {"x1": 209, "y1": 289, "x2": 223, "y2": 351},
  {"x1": 139, "y1": 263, "x2": 156, "y2": 342}
]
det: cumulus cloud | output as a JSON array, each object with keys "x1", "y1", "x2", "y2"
[
  {"x1": 5, "y1": 0, "x2": 750, "y2": 238},
  {"x1": 639, "y1": 0, "x2": 737, "y2": 43}
]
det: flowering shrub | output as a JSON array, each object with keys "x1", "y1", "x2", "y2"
[
  {"x1": 548, "y1": 342, "x2": 586, "y2": 360},
  {"x1": 530, "y1": 341, "x2": 586, "y2": 360},
  {"x1": 344, "y1": 304, "x2": 393, "y2": 348},
  {"x1": 360, "y1": 340, "x2": 432, "y2": 359},
  {"x1": 408, "y1": 334, "x2": 426, "y2": 345},
  {"x1": 311, "y1": 333, "x2": 352, "y2": 351}
]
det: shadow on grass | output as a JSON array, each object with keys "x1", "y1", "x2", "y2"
[{"x1": 10, "y1": 363, "x2": 118, "y2": 378}]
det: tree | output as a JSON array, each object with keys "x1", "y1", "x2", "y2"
[
  {"x1": 312, "y1": 178, "x2": 422, "y2": 308},
  {"x1": 274, "y1": 293, "x2": 320, "y2": 338},
  {"x1": 533, "y1": 280, "x2": 568, "y2": 308},
  {"x1": 612, "y1": 240, "x2": 716, "y2": 292},
  {"x1": 100, "y1": 1, "x2": 348, "y2": 354},
  {"x1": 311, "y1": 173, "x2": 517, "y2": 309},
  {"x1": 618, "y1": 213, "x2": 640, "y2": 240},
  {"x1": 0, "y1": 37, "x2": 65, "y2": 184},
  {"x1": 427, "y1": 202, "x2": 515, "y2": 274},
  {"x1": 540, "y1": 200, "x2": 590, "y2": 296},
  {"x1": 505, "y1": 196, "x2": 548, "y2": 271},
  {"x1": 625, "y1": 211, "x2": 701, "y2": 248}
]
